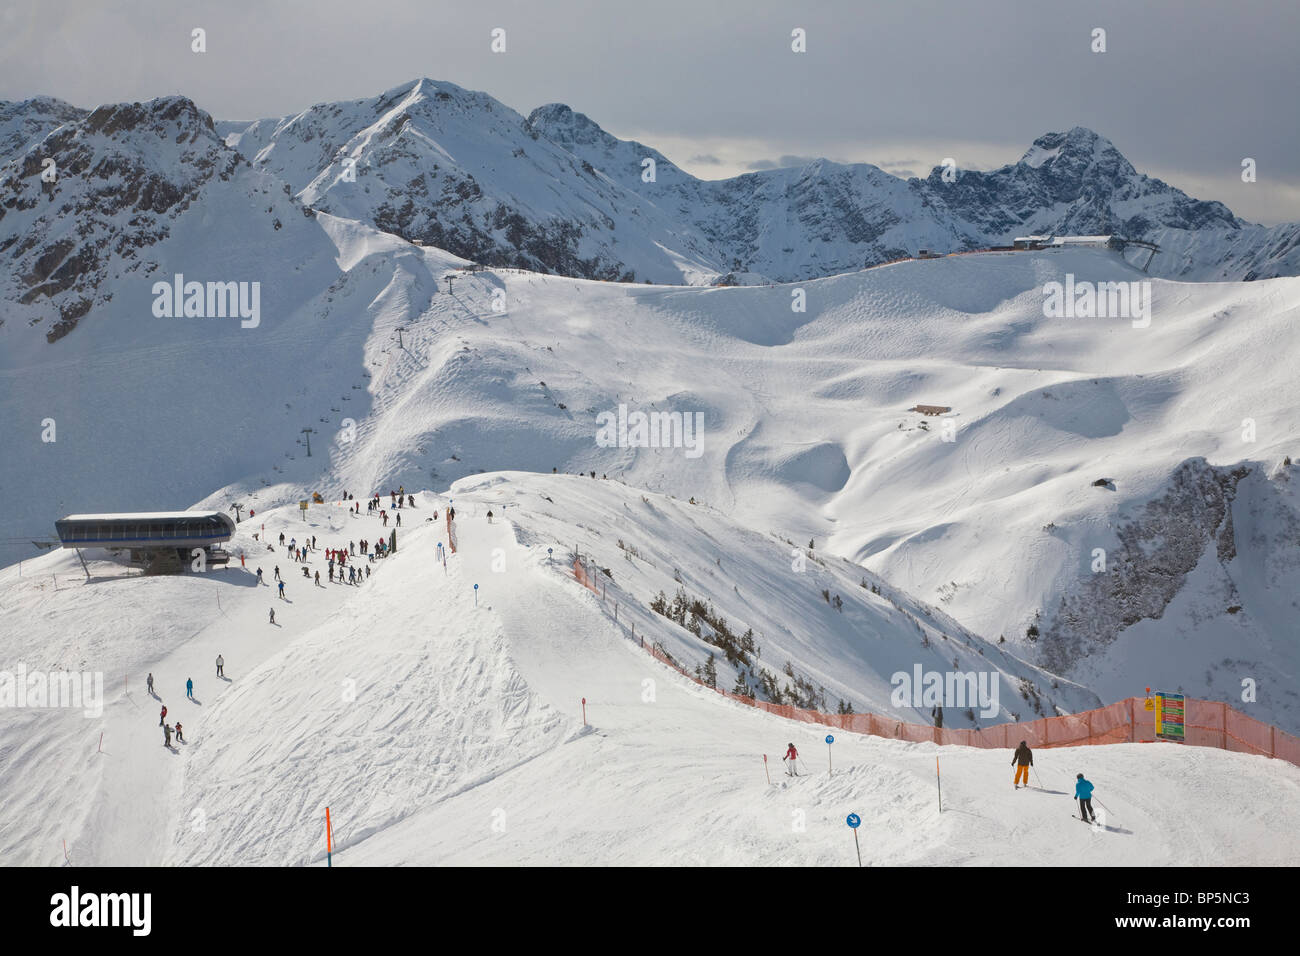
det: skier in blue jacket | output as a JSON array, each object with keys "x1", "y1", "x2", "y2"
[{"x1": 1075, "y1": 773, "x2": 1096, "y2": 823}]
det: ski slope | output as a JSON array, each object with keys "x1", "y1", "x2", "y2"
[
  {"x1": 1, "y1": 487, "x2": 1297, "y2": 867},
  {"x1": 4, "y1": 221, "x2": 1299, "y2": 731}
]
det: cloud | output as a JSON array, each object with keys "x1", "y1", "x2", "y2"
[
  {"x1": 686, "y1": 154, "x2": 723, "y2": 165},
  {"x1": 746, "y1": 154, "x2": 823, "y2": 171}
]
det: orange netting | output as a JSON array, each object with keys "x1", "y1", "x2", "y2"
[
  {"x1": 631, "y1": 622, "x2": 1300, "y2": 768},
  {"x1": 445, "y1": 512, "x2": 457, "y2": 553},
  {"x1": 572, "y1": 558, "x2": 600, "y2": 595}
]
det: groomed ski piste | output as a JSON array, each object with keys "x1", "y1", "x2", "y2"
[{"x1": 2, "y1": 478, "x2": 1299, "y2": 867}]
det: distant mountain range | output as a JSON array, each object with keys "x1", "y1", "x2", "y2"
[{"x1": 4, "y1": 77, "x2": 1300, "y2": 346}]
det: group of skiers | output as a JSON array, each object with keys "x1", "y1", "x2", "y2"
[
  {"x1": 778, "y1": 737, "x2": 1100, "y2": 823},
  {"x1": 257, "y1": 508, "x2": 409, "y2": 622},
  {"x1": 149, "y1": 655, "x2": 225, "y2": 748},
  {"x1": 1012, "y1": 740, "x2": 1099, "y2": 823}
]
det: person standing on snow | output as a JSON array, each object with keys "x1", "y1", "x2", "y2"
[
  {"x1": 257, "y1": 567, "x2": 264, "y2": 584},
  {"x1": 278, "y1": 580, "x2": 285, "y2": 599},
  {"x1": 163, "y1": 723, "x2": 172, "y2": 748},
  {"x1": 186, "y1": 677, "x2": 193, "y2": 700},
  {"x1": 269, "y1": 608, "x2": 276, "y2": 625},
  {"x1": 175, "y1": 722, "x2": 184, "y2": 743},
  {"x1": 159, "y1": 704, "x2": 167, "y2": 727},
  {"x1": 783, "y1": 742, "x2": 800, "y2": 777},
  {"x1": 315, "y1": 570, "x2": 321, "y2": 586},
  {"x1": 1075, "y1": 773, "x2": 1097, "y2": 822},
  {"x1": 216, "y1": 655, "x2": 224, "y2": 678},
  {"x1": 1012, "y1": 740, "x2": 1033, "y2": 789},
  {"x1": 274, "y1": 565, "x2": 280, "y2": 581},
  {"x1": 486, "y1": 510, "x2": 493, "y2": 523},
  {"x1": 146, "y1": 673, "x2": 154, "y2": 695},
  {"x1": 396, "y1": 513, "x2": 401, "y2": 527}
]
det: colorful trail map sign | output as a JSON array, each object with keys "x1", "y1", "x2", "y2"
[{"x1": 1154, "y1": 691, "x2": 1185, "y2": 742}]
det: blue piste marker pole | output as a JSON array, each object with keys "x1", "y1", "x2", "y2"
[
  {"x1": 547, "y1": 547, "x2": 553, "y2": 565},
  {"x1": 473, "y1": 583, "x2": 479, "y2": 607},
  {"x1": 826, "y1": 734, "x2": 835, "y2": 773},
  {"x1": 846, "y1": 813, "x2": 862, "y2": 867}
]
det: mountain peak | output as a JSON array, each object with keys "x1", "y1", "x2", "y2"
[
  {"x1": 83, "y1": 95, "x2": 216, "y2": 138},
  {"x1": 1019, "y1": 126, "x2": 1128, "y2": 173},
  {"x1": 526, "y1": 102, "x2": 618, "y2": 151}
]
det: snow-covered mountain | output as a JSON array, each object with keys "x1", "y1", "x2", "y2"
[
  {"x1": 224, "y1": 79, "x2": 722, "y2": 284},
  {"x1": 0, "y1": 94, "x2": 317, "y2": 347},
  {"x1": 214, "y1": 79, "x2": 1300, "y2": 284},
  {"x1": 3, "y1": 79, "x2": 1300, "y2": 868},
  {"x1": 5, "y1": 80, "x2": 1299, "y2": 334}
]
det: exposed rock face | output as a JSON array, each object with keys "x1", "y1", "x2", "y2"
[{"x1": 1040, "y1": 458, "x2": 1255, "y2": 674}]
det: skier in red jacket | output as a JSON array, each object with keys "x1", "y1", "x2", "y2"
[{"x1": 783, "y1": 742, "x2": 800, "y2": 777}]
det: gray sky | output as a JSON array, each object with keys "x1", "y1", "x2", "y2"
[{"x1": 3, "y1": 0, "x2": 1296, "y2": 222}]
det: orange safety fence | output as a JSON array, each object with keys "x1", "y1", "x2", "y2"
[
  {"x1": 638, "y1": 626, "x2": 1300, "y2": 768},
  {"x1": 572, "y1": 557, "x2": 600, "y2": 595}
]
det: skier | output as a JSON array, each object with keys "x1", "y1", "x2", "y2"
[
  {"x1": 278, "y1": 580, "x2": 286, "y2": 599},
  {"x1": 315, "y1": 570, "x2": 321, "y2": 586},
  {"x1": 408, "y1": 495, "x2": 414, "y2": 508},
  {"x1": 1075, "y1": 773, "x2": 1097, "y2": 823},
  {"x1": 396, "y1": 513, "x2": 401, "y2": 527},
  {"x1": 1012, "y1": 740, "x2": 1033, "y2": 789},
  {"x1": 216, "y1": 654, "x2": 224, "y2": 678},
  {"x1": 159, "y1": 704, "x2": 167, "y2": 727},
  {"x1": 186, "y1": 677, "x2": 193, "y2": 699},
  {"x1": 146, "y1": 673, "x2": 154, "y2": 695},
  {"x1": 279, "y1": 532, "x2": 285, "y2": 546},
  {"x1": 175, "y1": 722, "x2": 184, "y2": 743},
  {"x1": 486, "y1": 510, "x2": 493, "y2": 523},
  {"x1": 163, "y1": 723, "x2": 172, "y2": 748},
  {"x1": 274, "y1": 565, "x2": 281, "y2": 581},
  {"x1": 783, "y1": 742, "x2": 800, "y2": 777},
  {"x1": 311, "y1": 535, "x2": 316, "y2": 550},
  {"x1": 269, "y1": 608, "x2": 276, "y2": 625},
  {"x1": 256, "y1": 567, "x2": 264, "y2": 583},
  {"x1": 364, "y1": 565, "x2": 370, "y2": 579}
]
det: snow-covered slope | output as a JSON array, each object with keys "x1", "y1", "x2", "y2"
[
  {"x1": 3, "y1": 209, "x2": 1298, "y2": 731},
  {"x1": 2, "y1": 493, "x2": 1296, "y2": 867}
]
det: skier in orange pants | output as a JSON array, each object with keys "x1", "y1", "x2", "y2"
[{"x1": 1012, "y1": 740, "x2": 1033, "y2": 788}]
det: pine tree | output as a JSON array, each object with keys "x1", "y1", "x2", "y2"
[{"x1": 703, "y1": 653, "x2": 717, "y2": 689}]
